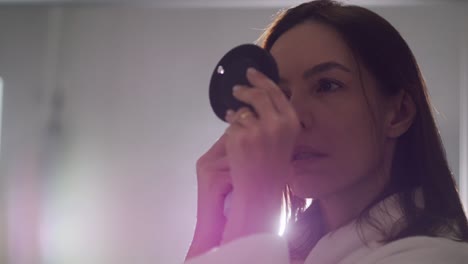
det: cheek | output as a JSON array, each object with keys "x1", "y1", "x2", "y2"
[
  {"x1": 290, "y1": 104, "x2": 382, "y2": 198},
  {"x1": 334, "y1": 113, "x2": 377, "y2": 164},
  {"x1": 326, "y1": 105, "x2": 384, "y2": 186}
]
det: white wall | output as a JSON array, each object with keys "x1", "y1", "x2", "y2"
[
  {"x1": 50, "y1": 7, "x2": 278, "y2": 264},
  {"x1": 0, "y1": 7, "x2": 57, "y2": 264},
  {"x1": 459, "y1": 5, "x2": 468, "y2": 213},
  {"x1": 0, "y1": 3, "x2": 467, "y2": 264},
  {"x1": 374, "y1": 4, "x2": 464, "y2": 184}
]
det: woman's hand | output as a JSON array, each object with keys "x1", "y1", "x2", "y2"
[
  {"x1": 186, "y1": 134, "x2": 232, "y2": 260},
  {"x1": 221, "y1": 67, "x2": 301, "y2": 244}
]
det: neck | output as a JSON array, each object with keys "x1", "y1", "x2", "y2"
[
  {"x1": 318, "y1": 170, "x2": 390, "y2": 233},
  {"x1": 318, "y1": 140, "x2": 397, "y2": 232}
]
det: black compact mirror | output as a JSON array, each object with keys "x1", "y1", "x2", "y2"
[{"x1": 209, "y1": 44, "x2": 279, "y2": 122}]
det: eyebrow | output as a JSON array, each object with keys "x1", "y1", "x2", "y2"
[{"x1": 279, "y1": 61, "x2": 351, "y2": 84}]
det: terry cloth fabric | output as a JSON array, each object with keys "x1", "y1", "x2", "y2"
[{"x1": 185, "y1": 193, "x2": 468, "y2": 264}]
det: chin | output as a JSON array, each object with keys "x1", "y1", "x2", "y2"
[
  {"x1": 288, "y1": 182, "x2": 327, "y2": 200},
  {"x1": 287, "y1": 175, "x2": 337, "y2": 200}
]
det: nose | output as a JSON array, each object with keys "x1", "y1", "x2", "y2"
[{"x1": 289, "y1": 93, "x2": 308, "y2": 130}]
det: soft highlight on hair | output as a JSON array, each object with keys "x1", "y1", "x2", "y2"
[{"x1": 259, "y1": 0, "x2": 468, "y2": 260}]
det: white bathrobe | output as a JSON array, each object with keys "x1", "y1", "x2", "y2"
[{"x1": 185, "y1": 194, "x2": 468, "y2": 264}]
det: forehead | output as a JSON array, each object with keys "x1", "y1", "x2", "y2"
[{"x1": 269, "y1": 22, "x2": 356, "y2": 76}]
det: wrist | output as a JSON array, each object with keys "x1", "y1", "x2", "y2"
[
  {"x1": 221, "y1": 188, "x2": 283, "y2": 245},
  {"x1": 187, "y1": 215, "x2": 226, "y2": 260}
]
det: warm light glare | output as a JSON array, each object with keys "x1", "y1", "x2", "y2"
[
  {"x1": 39, "y1": 155, "x2": 107, "y2": 264},
  {"x1": 278, "y1": 204, "x2": 286, "y2": 236},
  {"x1": 278, "y1": 198, "x2": 313, "y2": 236}
]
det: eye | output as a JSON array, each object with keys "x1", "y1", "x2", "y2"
[{"x1": 316, "y1": 79, "x2": 343, "y2": 93}]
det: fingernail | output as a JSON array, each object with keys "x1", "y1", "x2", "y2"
[
  {"x1": 225, "y1": 109, "x2": 234, "y2": 121},
  {"x1": 232, "y1": 85, "x2": 242, "y2": 93},
  {"x1": 247, "y1": 67, "x2": 258, "y2": 76}
]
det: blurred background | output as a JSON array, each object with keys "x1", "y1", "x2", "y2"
[{"x1": 0, "y1": 0, "x2": 467, "y2": 263}]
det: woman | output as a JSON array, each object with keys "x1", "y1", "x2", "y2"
[{"x1": 185, "y1": 1, "x2": 468, "y2": 263}]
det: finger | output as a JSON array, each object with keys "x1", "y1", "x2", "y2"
[
  {"x1": 232, "y1": 85, "x2": 277, "y2": 119},
  {"x1": 224, "y1": 123, "x2": 242, "y2": 136},
  {"x1": 213, "y1": 156, "x2": 230, "y2": 172},
  {"x1": 216, "y1": 172, "x2": 233, "y2": 196},
  {"x1": 224, "y1": 109, "x2": 238, "y2": 134},
  {"x1": 246, "y1": 67, "x2": 296, "y2": 118},
  {"x1": 225, "y1": 109, "x2": 236, "y2": 124},
  {"x1": 225, "y1": 108, "x2": 252, "y2": 127},
  {"x1": 224, "y1": 108, "x2": 255, "y2": 138},
  {"x1": 232, "y1": 107, "x2": 257, "y2": 127},
  {"x1": 203, "y1": 133, "x2": 228, "y2": 159}
]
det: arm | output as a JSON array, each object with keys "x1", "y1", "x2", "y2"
[{"x1": 185, "y1": 186, "x2": 228, "y2": 260}]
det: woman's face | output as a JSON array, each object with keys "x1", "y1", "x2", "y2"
[{"x1": 270, "y1": 22, "x2": 393, "y2": 200}]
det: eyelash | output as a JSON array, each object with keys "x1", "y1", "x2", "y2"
[
  {"x1": 280, "y1": 78, "x2": 343, "y2": 99},
  {"x1": 315, "y1": 78, "x2": 343, "y2": 93}
]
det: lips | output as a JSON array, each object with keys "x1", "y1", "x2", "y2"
[{"x1": 291, "y1": 145, "x2": 327, "y2": 161}]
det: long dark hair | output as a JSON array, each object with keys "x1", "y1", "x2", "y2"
[{"x1": 261, "y1": 0, "x2": 468, "y2": 260}]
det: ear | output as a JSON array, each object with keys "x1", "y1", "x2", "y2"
[{"x1": 385, "y1": 90, "x2": 416, "y2": 139}]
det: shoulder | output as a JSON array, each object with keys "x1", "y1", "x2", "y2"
[{"x1": 363, "y1": 236, "x2": 468, "y2": 264}]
